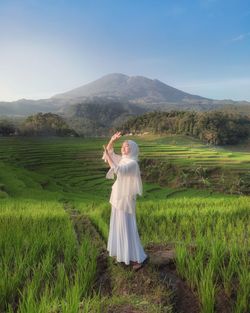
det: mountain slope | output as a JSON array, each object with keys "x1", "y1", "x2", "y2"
[
  {"x1": 1, "y1": 73, "x2": 250, "y2": 136},
  {"x1": 53, "y1": 73, "x2": 210, "y2": 105}
]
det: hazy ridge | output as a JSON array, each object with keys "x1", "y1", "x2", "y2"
[{"x1": 1, "y1": 73, "x2": 250, "y2": 135}]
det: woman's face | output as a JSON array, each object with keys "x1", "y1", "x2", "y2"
[{"x1": 121, "y1": 140, "x2": 130, "y2": 155}]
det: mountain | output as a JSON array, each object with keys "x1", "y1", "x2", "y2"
[
  {"x1": 49, "y1": 73, "x2": 250, "y2": 113},
  {"x1": 53, "y1": 73, "x2": 210, "y2": 106},
  {"x1": 1, "y1": 73, "x2": 250, "y2": 135}
]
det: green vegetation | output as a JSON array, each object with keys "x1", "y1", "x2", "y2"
[
  {"x1": 0, "y1": 134, "x2": 249, "y2": 312},
  {"x1": 63, "y1": 100, "x2": 139, "y2": 136},
  {"x1": 120, "y1": 111, "x2": 250, "y2": 145},
  {"x1": 0, "y1": 118, "x2": 16, "y2": 136},
  {"x1": 0, "y1": 200, "x2": 98, "y2": 312},
  {"x1": 136, "y1": 135, "x2": 250, "y2": 195},
  {"x1": 0, "y1": 113, "x2": 77, "y2": 137}
]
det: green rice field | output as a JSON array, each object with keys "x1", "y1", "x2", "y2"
[{"x1": 0, "y1": 135, "x2": 249, "y2": 312}]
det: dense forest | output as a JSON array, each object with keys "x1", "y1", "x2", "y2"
[
  {"x1": 62, "y1": 99, "x2": 145, "y2": 136},
  {"x1": 0, "y1": 113, "x2": 77, "y2": 137},
  {"x1": 119, "y1": 110, "x2": 250, "y2": 145},
  {"x1": 0, "y1": 119, "x2": 16, "y2": 136},
  {"x1": 1, "y1": 110, "x2": 250, "y2": 143}
]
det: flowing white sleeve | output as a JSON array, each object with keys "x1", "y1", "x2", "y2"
[
  {"x1": 113, "y1": 160, "x2": 137, "y2": 176},
  {"x1": 102, "y1": 147, "x2": 122, "y2": 166},
  {"x1": 102, "y1": 147, "x2": 122, "y2": 179}
]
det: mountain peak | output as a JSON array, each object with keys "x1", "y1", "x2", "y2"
[
  {"x1": 2, "y1": 73, "x2": 250, "y2": 117},
  {"x1": 101, "y1": 73, "x2": 129, "y2": 79},
  {"x1": 52, "y1": 73, "x2": 209, "y2": 103}
]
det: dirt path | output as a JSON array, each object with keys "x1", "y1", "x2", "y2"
[
  {"x1": 64, "y1": 201, "x2": 112, "y2": 297},
  {"x1": 63, "y1": 201, "x2": 203, "y2": 313},
  {"x1": 145, "y1": 243, "x2": 201, "y2": 313}
]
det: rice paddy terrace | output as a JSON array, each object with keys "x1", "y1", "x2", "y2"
[
  {"x1": 139, "y1": 135, "x2": 250, "y2": 169},
  {"x1": 0, "y1": 135, "x2": 249, "y2": 313}
]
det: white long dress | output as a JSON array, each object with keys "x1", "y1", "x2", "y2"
[
  {"x1": 103, "y1": 148, "x2": 147, "y2": 265},
  {"x1": 107, "y1": 205, "x2": 147, "y2": 265}
]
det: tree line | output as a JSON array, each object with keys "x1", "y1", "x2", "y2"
[
  {"x1": 1, "y1": 110, "x2": 250, "y2": 143},
  {"x1": 0, "y1": 113, "x2": 77, "y2": 137},
  {"x1": 119, "y1": 110, "x2": 250, "y2": 145}
]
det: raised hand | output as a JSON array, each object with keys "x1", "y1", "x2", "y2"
[
  {"x1": 111, "y1": 131, "x2": 122, "y2": 142},
  {"x1": 105, "y1": 131, "x2": 122, "y2": 155}
]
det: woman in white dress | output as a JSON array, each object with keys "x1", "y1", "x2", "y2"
[{"x1": 102, "y1": 131, "x2": 148, "y2": 270}]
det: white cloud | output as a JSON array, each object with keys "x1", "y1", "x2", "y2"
[{"x1": 230, "y1": 32, "x2": 250, "y2": 42}]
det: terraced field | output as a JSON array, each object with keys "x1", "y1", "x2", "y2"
[
  {"x1": 137, "y1": 135, "x2": 250, "y2": 171},
  {"x1": 0, "y1": 135, "x2": 249, "y2": 313}
]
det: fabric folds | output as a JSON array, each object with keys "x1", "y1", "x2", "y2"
[
  {"x1": 107, "y1": 206, "x2": 147, "y2": 265},
  {"x1": 102, "y1": 147, "x2": 143, "y2": 210},
  {"x1": 102, "y1": 140, "x2": 147, "y2": 264}
]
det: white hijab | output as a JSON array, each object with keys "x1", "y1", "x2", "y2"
[
  {"x1": 102, "y1": 140, "x2": 143, "y2": 199},
  {"x1": 122, "y1": 140, "x2": 139, "y2": 161}
]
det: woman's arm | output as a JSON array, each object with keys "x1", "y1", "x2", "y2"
[
  {"x1": 103, "y1": 147, "x2": 115, "y2": 168},
  {"x1": 102, "y1": 131, "x2": 122, "y2": 166},
  {"x1": 106, "y1": 131, "x2": 122, "y2": 152}
]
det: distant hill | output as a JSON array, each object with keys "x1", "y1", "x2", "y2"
[
  {"x1": 52, "y1": 73, "x2": 250, "y2": 112},
  {"x1": 0, "y1": 99, "x2": 58, "y2": 116},
  {"x1": 59, "y1": 97, "x2": 146, "y2": 136},
  {"x1": 53, "y1": 73, "x2": 209, "y2": 105},
  {"x1": 1, "y1": 73, "x2": 250, "y2": 135}
]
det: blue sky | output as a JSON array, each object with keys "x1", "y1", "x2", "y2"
[{"x1": 0, "y1": 0, "x2": 250, "y2": 101}]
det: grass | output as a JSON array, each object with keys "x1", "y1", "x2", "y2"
[
  {"x1": 0, "y1": 134, "x2": 249, "y2": 312},
  {"x1": 0, "y1": 199, "x2": 98, "y2": 312}
]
